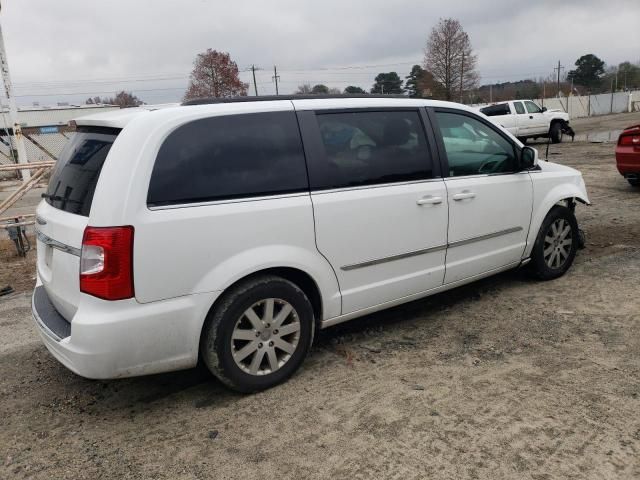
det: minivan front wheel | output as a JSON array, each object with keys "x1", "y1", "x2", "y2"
[
  {"x1": 529, "y1": 205, "x2": 579, "y2": 280},
  {"x1": 200, "y1": 275, "x2": 314, "y2": 392}
]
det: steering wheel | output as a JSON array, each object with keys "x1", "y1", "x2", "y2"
[{"x1": 477, "y1": 154, "x2": 506, "y2": 174}]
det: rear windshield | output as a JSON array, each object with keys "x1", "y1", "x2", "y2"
[
  {"x1": 480, "y1": 103, "x2": 510, "y2": 117},
  {"x1": 44, "y1": 126, "x2": 120, "y2": 216}
]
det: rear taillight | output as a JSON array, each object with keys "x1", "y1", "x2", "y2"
[
  {"x1": 619, "y1": 134, "x2": 640, "y2": 146},
  {"x1": 80, "y1": 226, "x2": 134, "y2": 300}
]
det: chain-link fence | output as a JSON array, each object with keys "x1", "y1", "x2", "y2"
[
  {"x1": 0, "y1": 105, "x2": 119, "y2": 179},
  {"x1": 0, "y1": 128, "x2": 71, "y2": 180}
]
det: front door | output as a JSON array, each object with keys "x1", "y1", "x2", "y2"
[
  {"x1": 524, "y1": 100, "x2": 548, "y2": 135},
  {"x1": 431, "y1": 108, "x2": 533, "y2": 284},
  {"x1": 296, "y1": 107, "x2": 449, "y2": 314}
]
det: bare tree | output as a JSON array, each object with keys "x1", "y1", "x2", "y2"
[
  {"x1": 86, "y1": 92, "x2": 142, "y2": 107},
  {"x1": 184, "y1": 49, "x2": 248, "y2": 101},
  {"x1": 295, "y1": 84, "x2": 313, "y2": 94},
  {"x1": 424, "y1": 18, "x2": 479, "y2": 101}
]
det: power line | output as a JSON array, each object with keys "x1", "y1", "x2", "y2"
[{"x1": 13, "y1": 86, "x2": 189, "y2": 98}]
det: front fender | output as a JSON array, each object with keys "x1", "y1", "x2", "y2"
[{"x1": 524, "y1": 177, "x2": 589, "y2": 258}]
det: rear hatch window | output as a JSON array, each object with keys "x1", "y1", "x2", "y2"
[{"x1": 44, "y1": 126, "x2": 120, "y2": 216}]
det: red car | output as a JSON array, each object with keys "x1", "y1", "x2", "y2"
[{"x1": 616, "y1": 125, "x2": 640, "y2": 187}]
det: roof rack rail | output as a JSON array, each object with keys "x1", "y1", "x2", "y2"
[{"x1": 182, "y1": 94, "x2": 407, "y2": 106}]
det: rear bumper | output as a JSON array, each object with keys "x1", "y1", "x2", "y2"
[
  {"x1": 615, "y1": 148, "x2": 640, "y2": 175},
  {"x1": 32, "y1": 284, "x2": 220, "y2": 379}
]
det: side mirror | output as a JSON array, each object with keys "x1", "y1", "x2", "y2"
[
  {"x1": 541, "y1": 107, "x2": 547, "y2": 112},
  {"x1": 520, "y1": 146, "x2": 538, "y2": 170}
]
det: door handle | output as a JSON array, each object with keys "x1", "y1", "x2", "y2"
[
  {"x1": 416, "y1": 195, "x2": 443, "y2": 205},
  {"x1": 452, "y1": 192, "x2": 476, "y2": 201},
  {"x1": 529, "y1": 115, "x2": 533, "y2": 119}
]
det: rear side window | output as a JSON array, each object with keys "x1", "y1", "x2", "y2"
[
  {"x1": 480, "y1": 103, "x2": 510, "y2": 117},
  {"x1": 147, "y1": 111, "x2": 308, "y2": 206},
  {"x1": 513, "y1": 102, "x2": 525, "y2": 114},
  {"x1": 310, "y1": 110, "x2": 434, "y2": 189},
  {"x1": 44, "y1": 127, "x2": 119, "y2": 216}
]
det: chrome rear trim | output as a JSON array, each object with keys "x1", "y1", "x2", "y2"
[{"x1": 36, "y1": 230, "x2": 81, "y2": 257}]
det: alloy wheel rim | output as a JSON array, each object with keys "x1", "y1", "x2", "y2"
[
  {"x1": 543, "y1": 218, "x2": 573, "y2": 269},
  {"x1": 230, "y1": 298, "x2": 301, "y2": 376}
]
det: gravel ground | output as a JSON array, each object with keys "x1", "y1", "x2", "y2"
[{"x1": 1, "y1": 112, "x2": 639, "y2": 479}]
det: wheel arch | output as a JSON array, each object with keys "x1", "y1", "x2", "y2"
[
  {"x1": 524, "y1": 184, "x2": 589, "y2": 258},
  {"x1": 197, "y1": 265, "x2": 332, "y2": 358}
]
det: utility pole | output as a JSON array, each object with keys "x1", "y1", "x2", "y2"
[
  {"x1": 554, "y1": 60, "x2": 564, "y2": 98},
  {"x1": 251, "y1": 65, "x2": 259, "y2": 96},
  {"x1": 624, "y1": 68, "x2": 628, "y2": 91},
  {"x1": 0, "y1": 2, "x2": 30, "y2": 181},
  {"x1": 272, "y1": 65, "x2": 280, "y2": 96},
  {"x1": 610, "y1": 77, "x2": 614, "y2": 113},
  {"x1": 489, "y1": 84, "x2": 492, "y2": 103},
  {"x1": 459, "y1": 52, "x2": 465, "y2": 103}
]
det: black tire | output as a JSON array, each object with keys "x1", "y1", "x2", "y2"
[
  {"x1": 550, "y1": 122, "x2": 563, "y2": 144},
  {"x1": 200, "y1": 275, "x2": 314, "y2": 393},
  {"x1": 628, "y1": 178, "x2": 640, "y2": 187},
  {"x1": 518, "y1": 136, "x2": 528, "y2": 145},
  {"x1": 529, "y1": 205, "x2": 579, "y2": 280}
]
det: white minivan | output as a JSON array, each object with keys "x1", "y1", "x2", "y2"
[{"x1": 33, "y1": 96, "x2": 589, "y2": 392}]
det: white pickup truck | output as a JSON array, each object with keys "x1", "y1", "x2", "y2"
[{"x1": 479, "y1": 100, "x2": 574, "y2": 144}]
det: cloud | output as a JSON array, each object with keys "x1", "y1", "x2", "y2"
[{"x1": 2, "y1": 0, "x2": 638, "y2": 104}]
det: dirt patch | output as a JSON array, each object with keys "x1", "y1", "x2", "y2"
[
  {"x1": 0, "y1": 236, "x2": 37, "y2": 295},
  {"x1": 1, "y1": 112, "x2": 640, "y2": 479}
]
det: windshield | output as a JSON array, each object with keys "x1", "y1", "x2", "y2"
[{"x1": 44, "y1": 126, "x2": 120, "y2": 216}]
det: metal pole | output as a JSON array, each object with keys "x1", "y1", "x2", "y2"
[
  {"x1": 459, "y1": 52, "x2": 464, "y2": 103},
  {"x1": 610, "y1": 78, "x2": 614, "y2": 114},
  {"x1": 272, "y1": 65, "x2": 280, "y2": 96},
  {"x1": 251, "y1": 65, "x2": 258, "y2": 97},
  {"x1": 0, "y1": 11, "x2": 30, "y2": 181}
]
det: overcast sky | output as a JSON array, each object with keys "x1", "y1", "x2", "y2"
[{"x1": 2, "y1": 0, "x2": 639, "y2": 106}]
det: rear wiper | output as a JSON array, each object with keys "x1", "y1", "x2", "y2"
[
  {"x1": 41, "y1": 193, "x2": 67, "y2": 201},
  {"x1": 41, "y1": 193, "x2": 81, "y2": 204}
]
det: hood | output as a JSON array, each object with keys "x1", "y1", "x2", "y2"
[
  {"x1": 537, "y1": 160, "x2": 590, "y2": 204},
  {"x1": 543, "y1": 109, "x2": 570, "y2": 120}
]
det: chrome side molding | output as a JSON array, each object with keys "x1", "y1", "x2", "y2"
[
  {"x1": 447, "y1": 227, "x2": 523, "y2": 249},
  {"x1": 341, "y1": 244, "x2": 447, "y2": 271},
  {"x1": 340, "y1": 226, "x2": 523, "y2": 271}
]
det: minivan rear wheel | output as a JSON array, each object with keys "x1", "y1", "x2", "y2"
[
  {"x1": 200, "y1": 275, "x2": 314, "y2": 392},
  {"x1": 529, "y1": 205, "x2": 578, "y2": 280}
]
